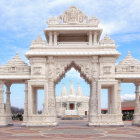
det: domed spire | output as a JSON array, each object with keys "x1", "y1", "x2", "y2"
[
  {"x1": 69, "y1": 80, "x2": 75, "y2": 96},
  {"x1": 31, "y1": 35, "x2": 46, "y2": 46},
  {"x1": 126, "y1": 51, "x2": 133, "y2": 59},
  {"x1": 61, "y1": 83, "x2": 67, "y2": 97},
  {"x1": 77, "y1": 83, "x2": 83, "y2": 97},
  {"x1": 118, "y1": 51, "x2": 140, "y2": 66},
  {"x1": 100, "y1": 34, "x2": 115, "y2": 44},
  {"x1": 5, "y1": 53, "x2": 28, "y2": 67}
]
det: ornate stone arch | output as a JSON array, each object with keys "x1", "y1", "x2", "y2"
[{"x1": 54, "y1": 60, "x2": 92, "y2": 85}]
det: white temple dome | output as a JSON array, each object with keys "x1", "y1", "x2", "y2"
[
  {"x1": 61, "y1": 83, "x2": 67, "y2": 97},
  {"x1": 69, "y1": 80, "x2": 75, "y2": 96},
  {"x1": 77, "y1": 83, "x2": 83, "y2": 97}
]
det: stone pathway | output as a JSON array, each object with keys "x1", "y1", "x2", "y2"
[{"x1": 0, "y1": 119, "x2": 140, "y2": 140}]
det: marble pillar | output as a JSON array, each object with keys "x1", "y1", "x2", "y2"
[
  {"x1": 74, "y1": 102, "x2": 77, "y2": 110},
  {"x1": 48, "y1": 80, "x2": 57, "y2": 124},
  {"x1": 5, "y1": 83, "x2": 12, "y2": 115},
  {"x1": 49, "y1": 32, "x2": 53, "y2": 45},
  {"x1": 88, "y1": 79, "x2": 98, "y2": 124},
  {"x1": 88, "y1": 32, "x2": 92, "y2": 46},
  {"x1": 22, "y1": 81, "x2": 28, "y2": 125},
  {"x1": 108, "y1": 88, "x2": 112, "y2": 114},
  {"x1": 117, "y1": 80, "x2": 122, "y2": 114},
  {"x1": 93, "y1": 32, "x2": 98, "y2": 45},
  {"x1": 5, "y1": 83, "x2": 12, "y2": 125},
  {"x1": 0, "y1": 81, "x2": 4, "y2": 114},
  {"x1": 132, "y1": 83, "x2": 140, "y2": 125},
  {"x1": 54, "y1": 32, "x2": 57, "y2": 45}
]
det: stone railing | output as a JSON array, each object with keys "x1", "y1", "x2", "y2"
[
  {"x1": 57, "y1": 42, "x2": 89, "y2": 46},
  {"x1": 65, "y1": 110, "x2": 78, "y2": 115}
]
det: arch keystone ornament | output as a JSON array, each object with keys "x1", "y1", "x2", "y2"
[{"x1": 0, "y1": 6, "x2": 140, "y2": 127}]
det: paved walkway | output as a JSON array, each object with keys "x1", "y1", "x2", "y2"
[{"x1": 0, "y1": 119, "x2": 140, "y2": 140}]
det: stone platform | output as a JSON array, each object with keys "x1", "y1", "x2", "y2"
[
  {"x1": 0, "y1": 119, "x2": 140, "y2": 140},
  {"x1": 61, "y1": 115, "x2": 84, "y2": 120}
]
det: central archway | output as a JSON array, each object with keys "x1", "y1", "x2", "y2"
[{"x1": 54, "y1": 61, "x2": 91, "y2": 125}]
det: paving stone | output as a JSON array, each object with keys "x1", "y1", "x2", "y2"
[{"x1": 0, "y1": 120, "x2": 139, "y2": 140}]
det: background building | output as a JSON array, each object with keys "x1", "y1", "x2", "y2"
[{"x1": 56, "y1": 81, "x2": 89, "y2": 117}]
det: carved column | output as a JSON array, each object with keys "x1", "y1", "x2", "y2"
[
  {"x1": 133, "y1": 83, "x2": 140, "y2": 125},
  {"x1": 5, "y1": 82, "x2": 12, "y2": 125},
  {"x1": 67, "y1": 102, "x2": 69, "y2": 110},
  {"x1": 33, "y1": 88, "x2": 38, "y2": 114},
  {"x1": 117, "y1": 80, "x2": 122, "y2": 114},
  {"x1": 111, "y1": 85, "x2": 117, "y2": 114},
  {"x1": 93, "y1": 31, "x2": 98, "y2": 45},
  {"x1": 49, "y1": 32, "x2": 53, "y2": 45},
  {"x1": 48, "y1": 80, "x2": 56, "y2": 116},
  {"x1": 88, "y1": 78, "x2": 98, "y2": 122},
  {"x1": 54, "y1": 32, "x2": 57, "y2": 45},
  {"x1": 74, "y1": 102, "x2": 77, "y2": 110},
  {"x1": 43, "y1": 82, "x2": 48, "y2": 115},
  {"x1": 47, "y1": 57, "x2": 57, "y2": 125},
  {"x1": 23, "y1": 81, "x2": 28, "y2": 123},
  {"x1": 108, "y1": 88, "x2": 112, "y2": 114},
  {"x1": 88, "y1": 31, "x2": 92, "y2": 46},
  {"x1": 0, "y1": 81, "x2": 4, "y2": 114},
  {"x1": 5, "y1": 83, "x2": 12, "y2": 115}
]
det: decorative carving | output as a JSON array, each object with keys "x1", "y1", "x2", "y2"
[
  {"x1": 48, "y1": 97, "x2": 56, "y2": 115},
  {"x1": 48, "y1": 98, "x2": 55, "y2": 107},
  {"x1": 33, "y1": 67, "x2": 42, "y2": 75},
  {"x1": 87, "y1": 15, "x2": 100, "y2": 27},
  {"x1": 58, "y1": 6, "x2": 88, "y2": 24},
  {"x1": 116, "y1": 51, "x2": 140, "y2": 73},
  {"x1": 47, "y1": 16, "x2": 59, "y2": 25},
  {"x1": 0, "y1": 53, "x2": 30, "y2": 75},
  {"x1": 100, "y1": 34, "x2": 115, "y2": 45},
  {"x1": 30, "y1": 35, "x2": 47, "y2": 48},
  {"x1": 47, "y1": 57, "x2": 55, "y2": 79},
  {"x1": 104, "y1": 66, "x2": 111, "y2": 74}
]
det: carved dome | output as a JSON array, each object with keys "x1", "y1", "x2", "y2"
[
  {"x1": 5, "y1": 53, "x2": 28, "y2": 67},
  {"x1": 77, "y1": 83, "x2": 83, "y2": 97},
  {"x1": 118, "y1": 51, "x2": 140, "y2": 66},
  {"x1": 31, "y1": 35, "x2": 47, "y2": 47},
  {"x1": 100, "y1": 34, "x2": 115, "y2": 45},
  {"x1": 69, "y1": 80, "x2": 75, "y2": 96},
  {"x1": 116, "y1": 51, "x2": 140, "y2": 73}
]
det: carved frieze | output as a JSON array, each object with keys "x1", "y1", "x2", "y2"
[
  {"x1": 32, "y1": 67, "x2": 42, "y2": 75},
  {"x1": 104, "y1": 66, "x2": 111, "y2": 74},
  {"x1": 116, "y1": 52, "x2": 140, "y2": 74},
  {"x1": 47, "y1": 6, "x2": 99, "y2": 26},
  {"x1": 58, "y1": 6, "x2": 88, "y2": 24}
]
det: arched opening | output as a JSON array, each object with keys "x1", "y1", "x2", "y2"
[{"x1": 55, "y1": 62, "x2": 90, "y2": 125}]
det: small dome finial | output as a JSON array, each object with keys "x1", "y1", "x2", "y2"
[{"x1": 127, "y1": 51, "x2": 132, "y2": 57}]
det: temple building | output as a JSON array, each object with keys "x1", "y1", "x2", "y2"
[{"x1": 56, "y1": 81, "x2": 89, "y2": 117}]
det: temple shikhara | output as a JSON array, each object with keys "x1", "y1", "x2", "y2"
[{"x1": 0, "y1": 6, "x2": 140, "y2": 126}]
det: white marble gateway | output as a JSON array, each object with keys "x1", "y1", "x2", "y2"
[{"x1": 0, "y1": 6, "x2": 140, "y2": 126}]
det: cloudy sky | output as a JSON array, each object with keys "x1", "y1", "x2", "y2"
[{"x1": 0, "y1": 0, "x2": 139, "y2": 109}]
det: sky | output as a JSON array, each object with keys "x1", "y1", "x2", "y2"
[{"x1": 0, "y1": 0, "x2": 140, "y2": 110}]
